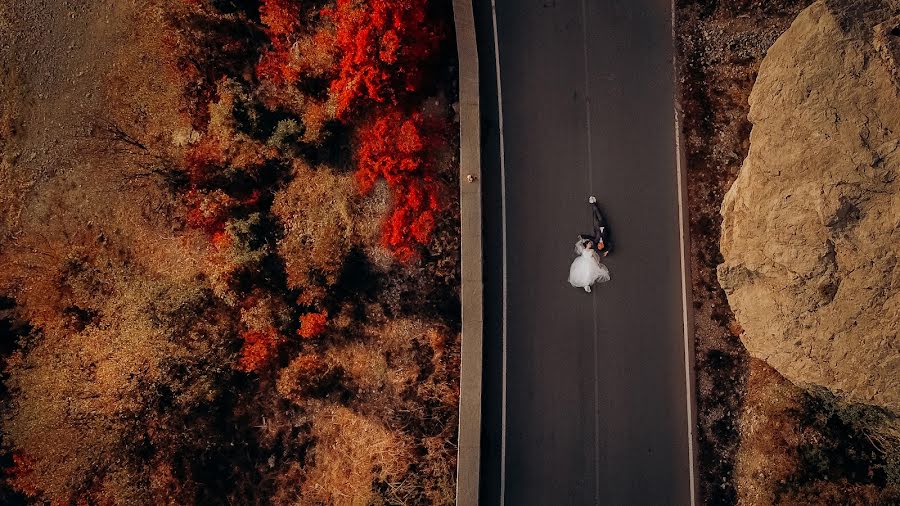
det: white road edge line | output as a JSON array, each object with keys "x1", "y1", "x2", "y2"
[
  {"x1": 675, "y1": 98, "x2": 699, "y2": 506},
  {"x1": 671, "y1": 1, "x2": 699, "y2": 503},
  {"x1": 490, "y1": 1, "x2": 509, "y2": 504}
]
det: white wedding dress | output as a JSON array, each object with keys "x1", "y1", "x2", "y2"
[{"x1": 568, "y1": 239, "x2": 610, "y2": 292}]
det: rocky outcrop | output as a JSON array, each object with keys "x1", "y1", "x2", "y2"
[{"x1": 718, "y1": 0, "x2": 900, "y2": 414}]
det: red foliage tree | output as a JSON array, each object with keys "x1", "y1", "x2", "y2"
[
  {"x1": 259, "y1": 0, "x2": 302, "y2": 40},
  {"x1": 254, "y1": 0, "x2": 449, "y2": 261},
  {"x1": 256, "y1": 0, "x2": 338, "y2": 85},
  {"x1": 356, "y1": 108, "x2": 444, "y2": 260},
  {"x1": 256, "y1": 48, "x2": 296, "y2": 85},
  {"x1": 324, "y1": 0, "x2": 442, "y2": 118}
]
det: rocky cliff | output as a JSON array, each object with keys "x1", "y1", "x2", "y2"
[{"x1": 718, "y1": 0, "x2": 900, "y2": 414}]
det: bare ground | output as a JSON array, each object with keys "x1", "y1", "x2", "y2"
[{"x1": 0, "y1": 0, "x2": 190, "y2": 252}]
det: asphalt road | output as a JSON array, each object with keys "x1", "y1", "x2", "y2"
[{"x1": 475, "y1": 0, "x2": 696, "y2": 504}]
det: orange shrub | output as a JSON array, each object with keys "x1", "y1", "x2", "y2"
[
  {"x1": 256, "y1": 0, "x2": 337, "y2": 85},
  {"x1": 256, "y1": 0, "x2": 302, "y2": 84},
  {"x1": 184, "y1": 136, "x2": 226, "y2": 186},
  {"x1": 184, "y1": 189, "x2": 236, "y2": 233},
  {"x1": 238, "y1": 328, "x2": 283, "y2": 372},
  {"x1": 259, "y1": 0, "x2": 301, "y2": 40},
  {"x1": 298, "y1": 310, "x2": 328, "y2": 339}
]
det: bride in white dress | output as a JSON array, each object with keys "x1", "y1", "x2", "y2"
[{"x1": 568, "y1": 238, "x2": 610, "y2": 292}]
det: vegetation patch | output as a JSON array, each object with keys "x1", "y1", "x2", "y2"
[{"x1": 0, "y1": 0, "x2": 461, "y2": 503}]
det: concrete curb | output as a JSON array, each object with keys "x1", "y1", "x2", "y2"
[
  {"x1": 452, "y1": 1, "x2": 483, "y2": 505},
  {"x1": 671, "y1": 1, "x2": 701, "y2": 504}
]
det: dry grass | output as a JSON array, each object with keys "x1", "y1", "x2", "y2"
[
  {"x1": 0, "y1": 165, "x2": 208, "y2": 328},
  {"x1": 272, "y1": 318, "x2": 461, "y2": 505},
  {"x1": 300, "y1": 405, "x2": 415, "y2": 506},
  {"x1": 312, "y1": 318, "x2": 461, "y2": 425},
  {"x1": 3, "y1": 269, "x2": 236, "y2": 502}
]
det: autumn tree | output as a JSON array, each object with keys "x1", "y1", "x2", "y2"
[
  {"x1": 324, "y1": 0, "x2": 442, "y2": 118},
  {"x1": 298, "y1": 310, "x2": 329, "y2": 339}
]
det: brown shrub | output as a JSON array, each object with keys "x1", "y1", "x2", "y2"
[
  {"x1": 329, "y1": 340, "x2": 389, "y2": 397},
  {"x1": 777, "y1": 481, "x2": 888, "y2": 505},
  {"x1": 271, "y1": 160, "x2": 383, "y2": 293},
  {"x1": 277, "y1": 353, "x2": 344, "y2": 404},
  {"x1": 240, "y1": 290, "x2": 293, "y2": 333},
  {"x1": 342, "y1": 319, "x2": 460, "y2": 415},
  {"x1": 256, "y1": 81, "x2": 335, "y2": 146},
  {"x1": 419, "y1": 433, "x2": 458, "y2": 506},
  {"x1": 165, "y1": 2, "x2": 262, "y2": 128},
  {"x1": 189, "y1": 78, "x2": 275, "y2": 184},
  {"x1": 736, "y1": 359, "x2": 807, "y2": 504},
  {"x1": 300, "y1": 98, "x2": 333, "y2": 144},
  {"x1": 317, "y1": 319, "x2": 460, "y2": 504}
]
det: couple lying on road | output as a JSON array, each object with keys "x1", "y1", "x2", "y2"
[{"x1": 568, "y1": 196, "x2": 612, "y2": 293}]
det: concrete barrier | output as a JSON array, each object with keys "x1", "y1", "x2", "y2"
[{"x1": 452, "y1": 0, "x2": 483, "y2": 505}]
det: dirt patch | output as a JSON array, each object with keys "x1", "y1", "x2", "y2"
[{"x1": 1, "y1": 0, "x2": 179, "y2": 174}]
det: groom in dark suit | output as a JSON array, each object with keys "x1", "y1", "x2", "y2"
[{"x1": 579, "y1": 196, "x2": 612, "y2": 257}]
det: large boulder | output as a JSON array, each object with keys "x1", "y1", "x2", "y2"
[{"x1": 718, "y1": 0, "x2": 900, "y2": 413}]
